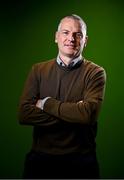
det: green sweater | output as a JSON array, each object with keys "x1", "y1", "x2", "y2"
[{"x1": 19, "y1": 58, "x2": 106, "y2": 155}]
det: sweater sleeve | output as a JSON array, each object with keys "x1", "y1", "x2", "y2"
[
  {"x1": 18, "y1": 64, "x2": 59, "y2": 126},
  {"x1": 43, "y1": 67, "x2": 106, "y2": 124}
]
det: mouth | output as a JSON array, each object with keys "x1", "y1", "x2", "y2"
[{"x1": 64, "y1": 44, "x2": 76, "y2": 49}]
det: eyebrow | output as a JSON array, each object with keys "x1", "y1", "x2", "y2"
[
  {"x1": 60, "y1": 29, "x2": 69, "y2": 32},
  {"x1": 61, "y1": 29, "x2": 82, "y2": 33}
]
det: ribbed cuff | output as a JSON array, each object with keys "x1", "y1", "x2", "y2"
[{"x1": 43, "y1": 98, "x2": 61, "y2": 117}]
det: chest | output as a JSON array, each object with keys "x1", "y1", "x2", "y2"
[{"x1": 39, "y1": 66, "x2": 85, "y2": 102}]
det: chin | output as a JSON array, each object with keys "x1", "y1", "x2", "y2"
[
  {"x1": 66, "y1": 54, "x2": 76, "y2": 58},
  {"x1": 65, "y1": 51, "x2": 77, "y2": 57}
]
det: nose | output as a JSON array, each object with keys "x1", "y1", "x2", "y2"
[{"x1": 68, "y1": 34, "x2": 75, "y2": 41}]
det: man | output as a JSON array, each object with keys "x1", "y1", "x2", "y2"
[{"x1": 18, "y1": 14, "x2": 106, "y2": 179}]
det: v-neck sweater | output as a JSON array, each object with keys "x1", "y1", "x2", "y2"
[{"x1": 19, "y1": 58, "x2": 106, "y2": 155}]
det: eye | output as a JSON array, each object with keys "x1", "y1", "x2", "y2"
[
  {"x1": 75, "y1": 32, "x2": 83, "y2": 38},
  {"x1": 62, "y1": 31, "x2": 69, "y2": 35}
]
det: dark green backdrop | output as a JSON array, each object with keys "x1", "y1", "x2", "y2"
[{"x1": 1, "y1": 0, "x2": 124, "y2": 178}]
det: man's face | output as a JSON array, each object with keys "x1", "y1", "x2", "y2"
[{"x1": 55, "y1": 18, "x2": 87, "y2": 59}]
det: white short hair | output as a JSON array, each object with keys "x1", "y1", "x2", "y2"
[{"x1": 57, "y1": 14, "x2": 87, "y2": 38}]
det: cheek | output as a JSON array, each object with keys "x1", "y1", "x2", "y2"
[
  {"x1": 79, "y1": 40, "x2": 85, "y2": 46},
  {"x1": 76, "y1": 41, "x2": 82, "y2": 47},
  {"x1": 57, "y1": 37, "x2": 66, "y2": 46}
]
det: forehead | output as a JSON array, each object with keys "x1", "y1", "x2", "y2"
[{"x1": 60, "y1": 18, "x2": 82, "y2": 32}]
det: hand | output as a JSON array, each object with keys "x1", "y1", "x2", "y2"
[
  {"x1": 36, "y1": 99, "x2": 42, "y2": 109},
  {"x1": 36, "y1": 97, "x2": 51, "y2": 110}
]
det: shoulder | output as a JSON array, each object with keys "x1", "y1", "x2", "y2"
[
  {"x1": 84, "y1": 59, "x2": 105, "y2": 71},
  {"x1": 27, "y1": 59, "x2": 56, "y2": 78},
  {"x1": 84, "y1": 59, "x2": 106, "y2": 73},
  {"x1": 33, "y1": 58, "x2": 56, "y2": 70},
  {"x1": 83, "y1": 58, "x2": 106, "y2": 80},
  {"x1": 29, "y1": 59, "x2": 56, "y2": 74}
]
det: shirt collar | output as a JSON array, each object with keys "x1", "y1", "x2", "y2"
[{"x1": 56, "y1": 54, "x2": 83, "y2": 68}]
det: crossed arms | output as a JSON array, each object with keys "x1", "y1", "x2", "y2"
[{"x1": 18, "y1": 64, "x2": 106, "y2": 126}]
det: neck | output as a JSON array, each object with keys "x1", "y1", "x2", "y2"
[
  {"x1": 60, "y1": 57, "x2": 72, "y2": 66},
  {"x1": 59, "y1": 54, "x2": 80, "y2": 66}
]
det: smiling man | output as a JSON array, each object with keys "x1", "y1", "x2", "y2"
[
  {"x1": 55, "y1": 16, "x2": 87, "y2": 63},
  {"x1": 19, "y1": 14, "x2": 106, "y2": 179}
]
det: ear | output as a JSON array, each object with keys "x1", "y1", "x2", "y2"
[
  {"x1": 84, "y1": 36, "x2": 88, "y2": 47},
  {"x1": 55, "y1": 31, "x2": 58, "y2": 43}
]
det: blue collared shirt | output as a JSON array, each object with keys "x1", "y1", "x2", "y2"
[{"x1": 56, "y1": 54, "x2": 83, "y2": 68}]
